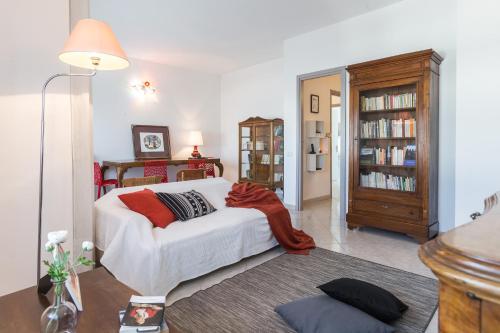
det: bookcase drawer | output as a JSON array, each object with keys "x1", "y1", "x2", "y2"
[{"x1": 354, "y1": 200, "x2": 420, "y2": 220}]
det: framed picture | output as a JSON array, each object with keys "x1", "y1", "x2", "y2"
[
  {"x1": 132, "y1": 125, "x2": 171, "y2": 159},
  {"x1": 311, "y1": 94, "x2": 319, "y2": 113}
]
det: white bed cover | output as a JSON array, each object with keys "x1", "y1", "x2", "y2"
[{"x1": 94, "y1": 177, "x2": 277, "y2": 296}]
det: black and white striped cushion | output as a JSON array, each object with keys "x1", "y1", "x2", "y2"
[{"x1": 156, "y1": 190, "x2": 216, "y2": 221}]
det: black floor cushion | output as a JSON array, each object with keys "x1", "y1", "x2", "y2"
[{"x1": 318, "y1": 278, "x2": 408, "y2": 322}]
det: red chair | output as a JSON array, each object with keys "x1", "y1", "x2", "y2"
[
  {"x1": 94, "y1": 162, "x2": 118, "y2": 199},
  {"x1": 144, "y1": 160, "x2": 168, "y2": 183},
  {"x1": 188, "y1": 158, "x2": 215, "y2": 177}
]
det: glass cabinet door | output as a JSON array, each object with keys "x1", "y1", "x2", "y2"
[
  {"x1": 240, "y1": 126, "x2": 253, "y2": 180},
  {"x1": 254, "y1": 124, "x2": 271, "y2": 183},
  {"x1": 273, "y1": 123, "x2": 284, "y2": 187},
  {"x1": 357, "y1": 83, "x2": 417, "y2": 193}
]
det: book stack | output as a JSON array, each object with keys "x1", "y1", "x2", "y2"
[
  {"x1": 389, "y1": 146, "x2": 405, "y2": 166},
  {"x1": 360, "y1": 118, "x2": 390, "y2": 138},
  {"x1": 360, "y1": 172, "x2": 416, "y2": 192},
  {"x1": 386, "y1": 174, "x2": 416, "y2": 192},
  {"x1": 119, "y1": 296, "x2": 168, "y2": 332},
  {"x1": 374, "y1": 147, "x2": 387, "y2": 165},
  {"x1": 390, "y1": 119, "x2": 403, "y2": 137},
  {"x1": 361, "y1": 92, "x2": 417, "y2": 111},
  {"x1": 360, "y1": 172, "x2": 387, "y2": 189},
  {"x1": 360, "y1": 118, "x2": 417, "y2": 139},
  {"x1": 404, "y1": 118, "x2": 416, "y2": 137},
  {"x1": 360, "y1": 144, "x2": 416, "y2": 167}
]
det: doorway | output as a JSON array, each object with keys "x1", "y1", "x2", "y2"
[{"x1": 297, "y1": 68, "x2": 347, "y2": 221}]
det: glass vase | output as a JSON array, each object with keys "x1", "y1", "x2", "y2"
[{"x1": 40, "y1": 280, "x2": 77, "y2": 333}]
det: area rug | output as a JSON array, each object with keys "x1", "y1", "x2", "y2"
[{"x1": 166, "y1": 248, "x2": 438, "y2": 332}]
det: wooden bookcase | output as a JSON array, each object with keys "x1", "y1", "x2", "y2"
[
  {"x1": 238, "y1": 117, "x2": 284, "y2": 190},
  {"x1": 346, "y1": 50, "x2": 442, "y2": 243}
]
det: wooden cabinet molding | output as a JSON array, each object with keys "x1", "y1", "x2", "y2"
[{"x1": 420, "y1": 196, "x2": 500, "y2": 333}]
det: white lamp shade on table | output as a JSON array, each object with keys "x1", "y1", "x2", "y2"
[
  {"x1": 59, "y1": 18, "x2": 129, "y2": 70},
  {"x1": 187, "y1": 131, "x2": 204, "y2": 146}
]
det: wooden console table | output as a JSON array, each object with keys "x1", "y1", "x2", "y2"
[
  {"x1": 103, "y1": 158, "x2": 223, "y2": 187},
  {"x1": 0, "y1": 268, "x2": 177, "y2": 332},
  {"x1": 419, "y1": 192, "x2": 500, "y2": 332}
]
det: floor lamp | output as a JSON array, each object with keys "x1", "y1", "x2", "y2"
[{"x1": 37, "y1": 19, "x2": 129, "y2": 294}]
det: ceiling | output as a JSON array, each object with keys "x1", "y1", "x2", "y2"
[{"x1": 91, "y1": 0, "x2": 404, "y2": 74}]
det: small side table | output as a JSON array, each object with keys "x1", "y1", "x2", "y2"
[{"x1": 0, "y1": 267, "x2": 175, "y2": 332}]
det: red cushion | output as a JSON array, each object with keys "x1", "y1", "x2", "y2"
[{"x1": 118, "y1": 189, "x2": 176, "y2": 228}]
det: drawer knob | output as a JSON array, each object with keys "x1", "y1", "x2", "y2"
[
  {"x1": 466, "y1": 291, "x2": 480, "y2": 300},
  {"x1": 381, "y1": 205, "x2": 389, "y2": 209}
]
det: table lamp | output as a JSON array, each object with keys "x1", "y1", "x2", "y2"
[
  {"x1": 37, "y1": 19, "x2": 129, "y2": 294},
  {"x1": 187, "y1": 131, "x2": 204, "y2": 158}
]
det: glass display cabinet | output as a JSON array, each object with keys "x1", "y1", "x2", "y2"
[
  {"x1": 347, "y1": 50, "x2": 442, "y2": 243},
  {"x1": 239, "y1": 117, "x2": 284, "y2": 191}
]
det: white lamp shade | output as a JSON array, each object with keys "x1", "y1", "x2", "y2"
[
  {"x1": 59, "y1": 19, "x2": 129, "y2": 70},
  {"x1": 187, "y1": 131, "x2": 204, "y2": 146}
]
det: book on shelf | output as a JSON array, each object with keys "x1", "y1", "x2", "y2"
[
  {"x1": 360, "y1": 92, "x2": 416, "y2": 111},
  {"x1": 403, "y1": 144, "x2": 416, "y2": 166},
  {"x1": 404, "y1": 118, "x2": 416, "y2": 137},
  {"x1": 360, "y1": 147, "x2": 375, "y2": 165},
  {"x1": 360, "y1": 171, "x2": 416, "y2": 192},
  {"x1": 360, "y1": 144, "x2": 416, "y2": 166},
  {"x1": 390, "y1": 146, "x2": 405, "y2": 166},
  {"x1": 360, "y1": 118, "x2": 417, "y2": 139},
  {"x1": 119, "y1": 295, "x2": 167, "y2": 332}
]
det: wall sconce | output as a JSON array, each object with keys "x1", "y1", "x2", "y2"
[{"x1": 131, "y1": 80, "x2": 156, "y2": 95}]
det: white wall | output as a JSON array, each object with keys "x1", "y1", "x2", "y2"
[
  {"x1": 220, "y1": 59, "x2": 284, "y2": 182},
  {"x1": 93, "y1": 58, "x2": 221, "y2": 180},
  {"x1": 282, "y1": 0, "x2": 457, "y2": 230},
  {"x1": 70, "y1": 0, "x2": 95, "y2": 268},
  {"x1": 455, "y1": 0, "x2": 500, "y2": 225},
  {"x1": 0, "y1": 0, "x2": 75, "y2": 295}
]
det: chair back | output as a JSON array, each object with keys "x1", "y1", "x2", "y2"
[
  {"x1": 176, "y1": 169, "x2": 207, "y2": 182},
  {"x1": 188, "y1": 158, "x2": 206, "y2": 169},
  {"x1": 122, "y1": 176, "x2": 164, "y2": 188},
  {"x1": 94, "y1": 162, "x2": 103, "y2": 186},
  {"x1": 187, "y1": 158, "x2": 215, "y2": 177},
  {"x1": 144, "y1": 160, "x2": 168, "y2": 182}
]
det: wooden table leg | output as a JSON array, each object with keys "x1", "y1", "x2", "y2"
[
  {"x1": 215, "y1": 161, "x2": 224, "y2": 177},
  {"x1": 116, "y1": 166, "x2": 129, "y2": 187}
]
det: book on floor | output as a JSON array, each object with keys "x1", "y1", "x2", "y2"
[{"x1": 119, "y1": 295, "x2": 168, "y2": 332}]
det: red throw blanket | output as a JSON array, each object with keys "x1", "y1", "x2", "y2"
[{"x1": 225, "y1": 182, "x2": 315, "y2": 255}]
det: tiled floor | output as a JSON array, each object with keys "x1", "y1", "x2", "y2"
[{"x1": 166, "y1": 198, "x2": 438, "y2": 332}]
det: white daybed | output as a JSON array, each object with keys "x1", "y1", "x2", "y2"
[{"x1": 94, "y1": 177, "x2": 278, "y2": 296}]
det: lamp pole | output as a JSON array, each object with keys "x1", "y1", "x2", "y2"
[{"x1": 37, "y1": 71, "x2": 96, "y2": 294}]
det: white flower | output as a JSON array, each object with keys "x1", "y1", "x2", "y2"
[
  {"x1": 47, "y1": 230, "x2": 68, "y2": 245},
  {"x1": 44, "y1": 241, "x2": 55, "y2": 252},
  {"x1": 82, "y1": 241, "x2": 94, "y2": 252}
]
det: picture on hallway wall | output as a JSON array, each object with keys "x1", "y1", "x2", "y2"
[
  {"x1": 311, "y1": 94, "x2": 319, "y2": 113},
  {"x1": 132, "y1": 125, "x2": 172, "y2": 159}
]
